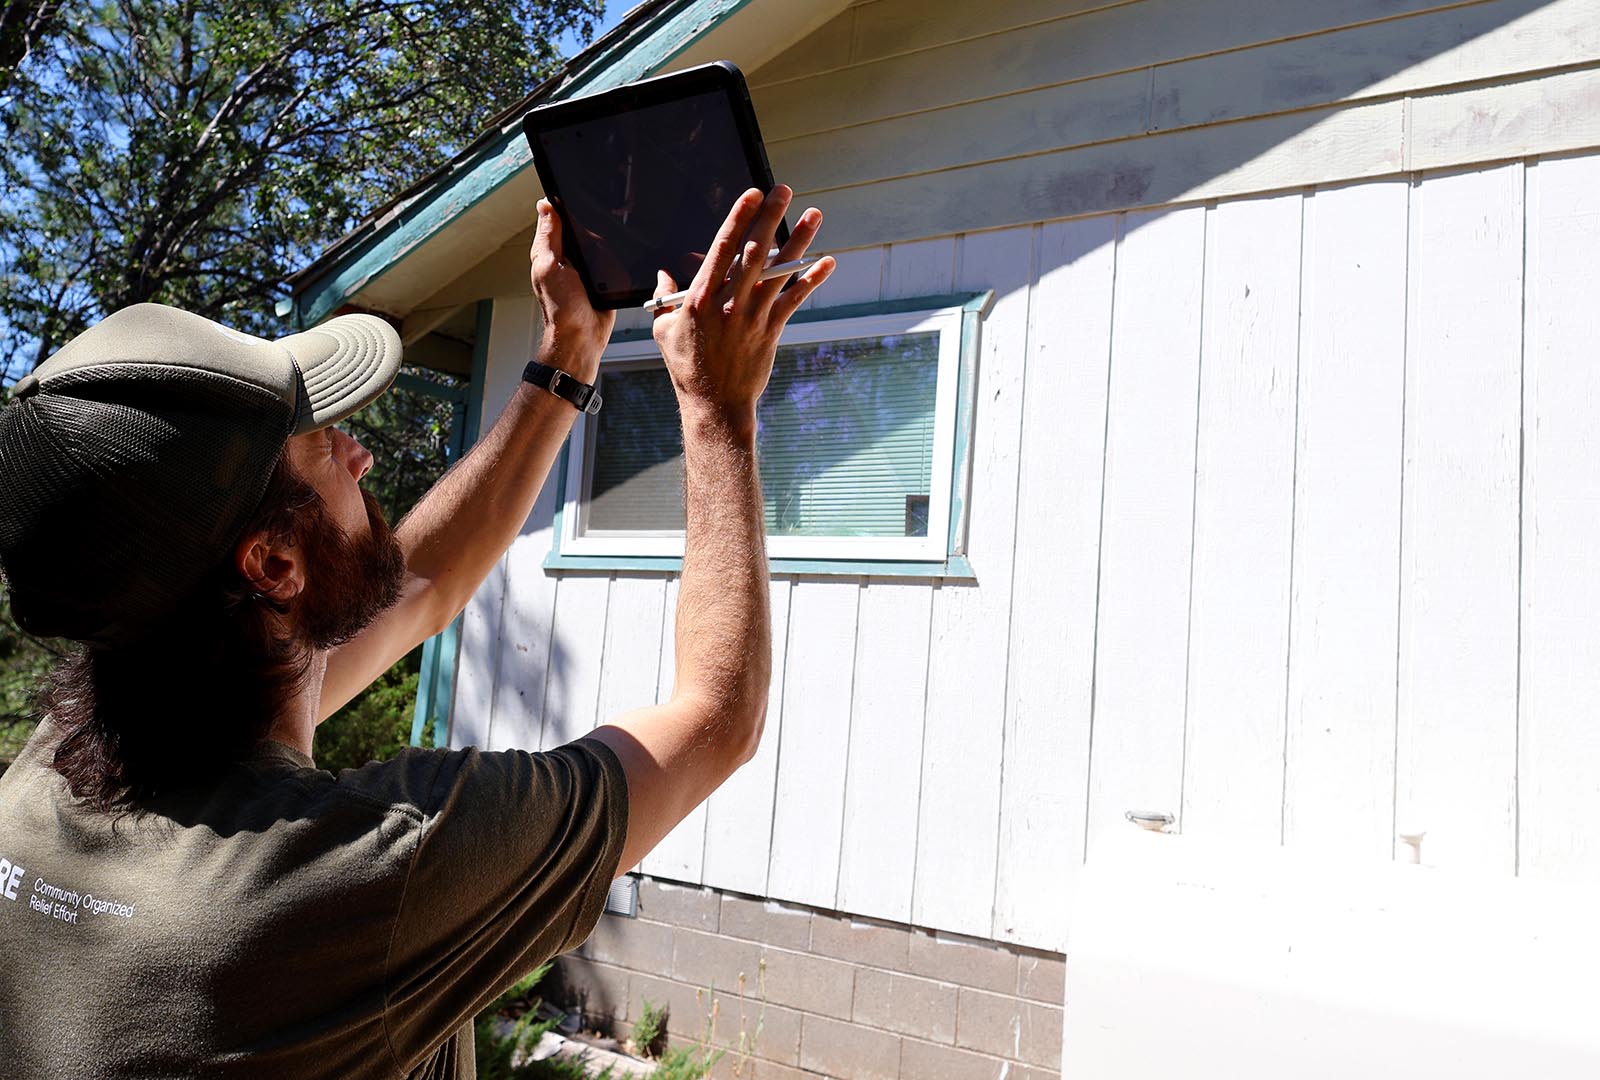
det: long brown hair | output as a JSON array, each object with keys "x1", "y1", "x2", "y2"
[{"x1": 41, "y1": 454, "x2": 326, "y2": 810}]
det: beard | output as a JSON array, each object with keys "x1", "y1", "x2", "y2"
[{"x1": 293, "y1": 488, "x2": 406, "y2": 650}]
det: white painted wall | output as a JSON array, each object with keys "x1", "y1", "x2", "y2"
[{"x1": 442, "y1": 0, "x2": 1600, "y2": 952}]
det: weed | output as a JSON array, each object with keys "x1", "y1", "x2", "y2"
[
  {"x1": 647, "y1": 985, "x2": 726, "y2": 1080},
  {"x1": 631, "y1": 998, "x2": 668, "y2": 1058},
  {"x1": 725, "y1": 958, "x2": 768, "y2": 1078}
]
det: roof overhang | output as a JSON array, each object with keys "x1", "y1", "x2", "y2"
[{"x1": 288, "y1": 0, "x2": 852, "y2": 329}]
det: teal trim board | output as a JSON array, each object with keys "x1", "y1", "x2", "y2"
[
  {"x1": 411, "y1": 301, "x2": 493, "y2": 747},
  {"x1": 409, "y1": 632, "x2": 441, "y2": 748},
  {"x1": 463, "y1": 299, "x2": 493, "y2": 444},
  {"x1": 544, "y1": 551, "x2": 978, "y2": 580},
  {"x1": 293, "y1": 0, "x2": 759, "y2": 329},
  {"x1": 947, "y1": 297, "x2": 990, "y2": 557},
  {"x1": 548, "y1": 291, "x2": 990, "y2": 579},
  {"x1": 609, "y1": 290, "x2": 995, "y2": 345},
  {"x1": 393, "y1": 371, "x2": 468, "y2": 403}
]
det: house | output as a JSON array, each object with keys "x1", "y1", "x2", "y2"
[{"x1": 288, "y1": 0, "x2": 1600, "y2": 1075}]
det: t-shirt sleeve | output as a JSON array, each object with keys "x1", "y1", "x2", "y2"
[{"x1": 379, "y1": 736, "x2": 628, "y2": 1068}]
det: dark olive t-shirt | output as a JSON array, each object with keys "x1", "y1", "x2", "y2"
[{"x1": 0, "y1": 719, "x2": 628, "y2": 1079}]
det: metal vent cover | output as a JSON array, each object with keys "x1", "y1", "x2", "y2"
[{"x1": 604, "y1": 874, "x2": 639, "y2": 918}]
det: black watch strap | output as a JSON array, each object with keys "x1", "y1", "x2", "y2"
[{"x1": 522, "y1": 360, "x2": 602, "y2": 415}]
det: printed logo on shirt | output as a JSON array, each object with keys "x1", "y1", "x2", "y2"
[
  {"x1": 0, "y1": 855, "x2": 23, "y2": 900},
  {"x1": 0, "y1": 855, "x2": 135, "y2": 926}
]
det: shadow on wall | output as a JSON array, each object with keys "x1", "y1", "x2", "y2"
[{"x1": 543, "y1": 953, "x2": 623, "y2": 1037}]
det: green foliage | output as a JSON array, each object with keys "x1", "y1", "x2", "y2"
[
  {"x1": 650, "y1": 1045, "x2": 723, "y2": 1080},
  {"x1": 0, "y1": 0, "x2": 602, "y2": 378},
  {"x1": 345, "y1": 371, "x2": 468, "y2": 528},
  {"x1": 0, "y1": 3, "x2": 66, "y2": 91},
  {"x1": 631, "y1": 998, "x2": 667, "y2": 1059},
  {"x1": 641, "y1": 984, "x2": 729, "y2": 1080},
  {"x1": 0, "y1": 415, "x2": 64, "y2": 749},
  {"x1": 1, "y1": 0, "x2": 589, "y2": 752},
  {"x1": 475, "y1": 964, "x2": 618, "y2": 1080},
  {"x1": 312, "y1": 648, "x2": 430, "y2": 773},
  {"x1": 0, "y1": 584, "x2": 61, "y2": 761}
]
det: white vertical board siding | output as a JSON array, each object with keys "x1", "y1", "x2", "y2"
[
  {"x1": 837, "y1": 583, "x2": 933, "y2": 923},
  {"x1": 766, "y1": 580, "x2": 862, "y2": 907},
  {"x1": 600, "y1": 576, "x2": 668, "y2": 888},
  {"x1": 701, "y1": 579, "x2": 794, "y2": 895},
  {"x1": 488, "y1": 535, "x2": 559, "y2": 751},
  {"x1": 1087, "y1": 207, "x2": 1207, "y2": 849},
  {"x1": 594, "y1": 576, "x2": 667, "y2": 724},
  {"x1": 539, "y1": 573, "x2": 612, "y2": 750},
  {"x1": 756, "y1": 240, "x2": 889, "y2": 906},
  {"x1": 639, "y1": 577, "x2": 710, "y2": 883},
  {"x1": 450, "y1": 296, "x2": 532, "y2": 750},
  {"x1": 1180, "y1": 195, "x2": 1302, "y2": 843},
  {"x1": 1282, "y1": 181, "x2": 1409, "y2": 859},
  {"x1": 808, "y1": 236, "x2": 955, "y2": 919},
  {"x1": 996, "y1": 215, "x2": 1116, "y2": 950},
  {"x1": 479, "y1": 153, "x2": 1600, "y2": 945},
  {"x1": 1519, "y1": 155, "x2": 1600, "y2": 882},
  {"x1": 913, "y1": 227, "x2": 1033, "y2": 938},
  {"x1": 1396, "y1": 164, "x2": 1523, "y2": 874},
  {"x1": 479, "y1": 298, "x2": 566, "y2": 752},
  {"x1": 454, "y1": 296, "x2": 547, "y2": 752}
]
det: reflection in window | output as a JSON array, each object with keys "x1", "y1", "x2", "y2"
[{"x1": 582, "y1": 332, "x2": 940, "y2": 540}]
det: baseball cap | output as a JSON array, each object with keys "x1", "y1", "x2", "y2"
[{"x1": 0, "y1": 303, "x2": 402, "y2": 645}]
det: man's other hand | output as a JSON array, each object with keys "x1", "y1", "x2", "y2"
[
  {"x1": 530, "y1": 198, "x2": 615, "y2": 381},
  {"x1": 650, "y1": 185, "x2": 834, "y2": 424}
]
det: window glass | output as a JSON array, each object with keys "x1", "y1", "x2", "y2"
[
  {"x1": 586, "y1": 364, "x2": 684, "y2": 533},
  {"x1": 582, "y1": 330, "x2": 941, "y2": 540},
  {"x1": 760, "y1": 331, "x2": 939, "y2": 538}
]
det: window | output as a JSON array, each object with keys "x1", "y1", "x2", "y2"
[{"x1": 550, "y1": 294, "x2": 987, "y2": 575}]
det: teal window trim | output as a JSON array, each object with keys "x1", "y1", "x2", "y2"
[
  {"x1": 545, "y1": 291, "x2": 991, "y2": 580},
  {"x1": 410, "y1": 298, "x2": 492, "y2": 748}
]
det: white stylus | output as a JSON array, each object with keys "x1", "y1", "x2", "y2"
[{"x1": 642, "y1": 254, "x2": 825, "y2": 312}]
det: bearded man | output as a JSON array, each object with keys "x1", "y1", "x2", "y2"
[{"x1": 0, "y1": 186, "x2": 831, "y2": 1078}]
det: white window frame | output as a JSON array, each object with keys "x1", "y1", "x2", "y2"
[{"x1": 558, "y1": 304, "x2": 965, "y2": 562}]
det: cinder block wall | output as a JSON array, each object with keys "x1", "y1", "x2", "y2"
[{"x1": 554, "y1": 877, "x2": 1063, "y2": 1079}]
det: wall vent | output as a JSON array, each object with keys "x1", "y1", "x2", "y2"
[{"x1": 604, "y1": 874, "x2": 639, "y2": 918}]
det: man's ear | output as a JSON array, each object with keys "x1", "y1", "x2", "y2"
[{"x1": 235, "y1": 531, "x2": 306, "y2": 603}]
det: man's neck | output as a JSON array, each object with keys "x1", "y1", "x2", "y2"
[{"x1": 265, "y1": 650, "x2": 328, "y2": 760}]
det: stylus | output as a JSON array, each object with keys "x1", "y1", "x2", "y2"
[{"x1": 642, "y1": 255, "x2": 825, "y2": 312}]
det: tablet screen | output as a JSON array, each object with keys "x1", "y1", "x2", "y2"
[{"x1": 536, "y1": 87, "x2": 765, "y2": 304}]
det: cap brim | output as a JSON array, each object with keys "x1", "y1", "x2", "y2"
[{"x1": 276, "y1": 314, "x2": 402, "y2": 434}]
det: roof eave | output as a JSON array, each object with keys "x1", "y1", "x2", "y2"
[{"x1": 288, "y1": 0, "x2": 762, "y2": 329}]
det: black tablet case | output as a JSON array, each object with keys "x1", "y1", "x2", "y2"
[{"x1": 522, "y1": 61, "x2": 788, "y2": 310}]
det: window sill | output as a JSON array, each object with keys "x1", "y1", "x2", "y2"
[{"x1": 542, "y1": 551, "x2": 977, "y2": 581}]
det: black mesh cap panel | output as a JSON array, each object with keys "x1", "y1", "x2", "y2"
[{"x1": 0, "y1": 364, "x2": 294, "y2": 644}]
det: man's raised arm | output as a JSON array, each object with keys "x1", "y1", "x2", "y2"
[
  {"x1": 318, "y1": 201, "x2": 615, "y2": 720},
  {"x1": 589, "y1": 186, "x2": 833, "y2": 873}
]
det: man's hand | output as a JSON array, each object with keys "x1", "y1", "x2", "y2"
[
  {"x1": 650, "y1": 185, "x2": 832, "y2": 424},
  {"x1": 530, "y1": 198, "x2": 615, "y2": 381}
]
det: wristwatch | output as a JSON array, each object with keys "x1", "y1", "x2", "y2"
[{"x1": 522, "y1": 360, "x2": 602, "y2": 414}]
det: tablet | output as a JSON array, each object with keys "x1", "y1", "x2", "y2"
[{"x1": 522, "y1": 61, "x2": 788, "y2": 310}]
